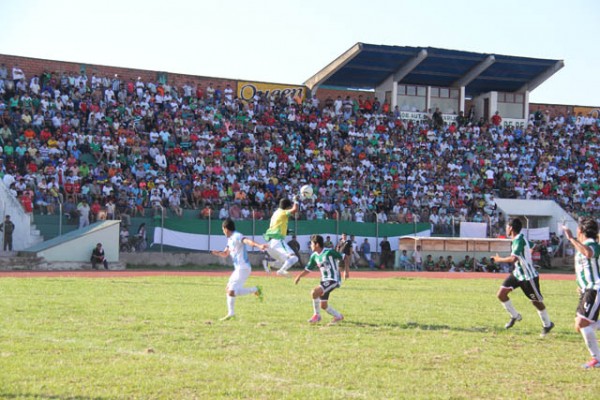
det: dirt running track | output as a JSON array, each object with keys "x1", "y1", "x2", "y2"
[{"x1": 0, "y1": 270, "x2": 572, "y2": 280}]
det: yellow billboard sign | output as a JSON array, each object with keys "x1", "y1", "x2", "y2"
[
  {"x1": 238, "y1": 81, "x2": 305, "y2": 103},
  {"x1": 573, "y1": 106, "x2": 600, "y2": 118}
]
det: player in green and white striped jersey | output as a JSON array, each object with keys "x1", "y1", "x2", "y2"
[
  {"x1": 493, "y1": 218, "x2": 554, "y2": 337},
  {"x1": 563, "y1": 218, "x2": 600, "y2": 369},
  {"x1": 295, "y1": 234, "x2": 347, "y2": 324}
]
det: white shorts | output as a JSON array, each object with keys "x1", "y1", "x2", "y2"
[
  {"x1": 266, "y1": 239, "x2": 295, "y2": 263},
  {"x1": 227, "y1": 268, "x2": 251, "y2": 293}
]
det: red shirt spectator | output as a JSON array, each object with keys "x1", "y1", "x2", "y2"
[{"x1": 491, "y1": 111, "x2": 502, "y2": 127}]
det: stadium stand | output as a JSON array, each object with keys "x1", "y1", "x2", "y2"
[{"x1": 0, "y1": 57, "x2": 598, "y2": 251}]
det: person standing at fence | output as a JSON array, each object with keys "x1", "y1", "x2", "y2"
[
  {"x1": 0, "y1": 215, "x2": 15, "y2": 251},
  {"x1": 350, "y1": 235, "x2": 360, "y2": 268},
  {"x1": 562, "y1": 219, "x2": 600, "y2": 369},
  {"x1": 493, "y1": 218, "x2": 555, "y2": 337},
  {"x1": 360, "y1": 238, "x2": 375, "y2": 270},
  {"x1": 263, "y1": 197, "x2": 299, "y2": 277},
  {"x1": 412, "y1": 245, "x2": 423, "y2": 271},
  {"x1": 335, "y1": 232, "x2": 353, "y2": 276},
  {"x1": 287, "y1": 234, "x2": 302, "y2": 268},
  {"x1": 379, "y1": 236, "x2": 392, "y2": 269},
  {"x1": 212, "y1": 218, "x2": 266, "y2": 320},
  {"x1": 77, "y1": 199, "x2": 91, "y2": 229}
]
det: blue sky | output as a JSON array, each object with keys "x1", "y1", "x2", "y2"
[{"x1": 0, "y1": 0, "x2": 598, "y2": 106}]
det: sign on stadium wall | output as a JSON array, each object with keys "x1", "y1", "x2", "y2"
[
  {"x1": 502, "y1": 118, "x2": 527, "y2": 129},
  {"x1": 399, "y1": 111, "x2": 456, "y2": 124},
  {"x1": 573, "y1": 106, "x2": 600, "y2": 118},
  {"x1": 238, "y1": 81, "x2": 305, "y2": 103}
]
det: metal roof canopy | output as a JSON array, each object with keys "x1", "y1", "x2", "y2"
[{"x1": 305, "y1": 43, "x2": 563, "y2": 97}]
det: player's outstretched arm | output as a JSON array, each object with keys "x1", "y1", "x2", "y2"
[
  {"x1": 492, "y1": 253, "x2": 516, "y2": 264},
  {"x1": 211, "y1": 248, "x2": 230, "y2": 258},
  {"x1": 295, "y1": 269, "x2": 309, "y2": 285},
  {"x1": 242, "y1": 237, "x2": 267, "y2": 251}
]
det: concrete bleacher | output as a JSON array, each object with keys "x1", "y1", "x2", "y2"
[{"x1": 17, "y1": 220, "x2": 123, "y2": 270}]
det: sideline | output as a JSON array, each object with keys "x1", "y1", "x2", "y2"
[{"x1": 0, "y1": 270, "x2": 573, "y2": 280}]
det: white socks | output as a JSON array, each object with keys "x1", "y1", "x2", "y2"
[
  {"x1": 581, "y1": 325, "x2": 600, "y2": 360},
  {"x1": 313, "y1": 298, "x2": 321, "y2": 315},
  {"x1": 325, "y1": 306, "x2": 341, "y2": 318},
  {"x1": 227, "y1": 295, "x2": 235, "y2": 316},
  {"x1": 537, "y1": 309, "x2": 552, "y2": 327},
  {"x1": 502, "y1": 300, "x2": 520, "y2": 318}
]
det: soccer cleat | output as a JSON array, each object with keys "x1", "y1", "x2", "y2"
[
  {"x1": 255, "y1": 285, "x2": 264, "y2": 302},
  {"x1": 276, "y1": 269, "x2": 291, "y2": 278},
  {"x1": 505, "y1": 314, "x2": 522, "y2": 329},
  {"x1": 582, "y1": 358, "x2": 600, "y2": 369},
  {"x1": 540, "y1": 321, "x2": 555, "y2": 337},
  {"x1": 219, "y1": 315, "x2": 235, "y2": 321},
  {"x1": 331, "y1": 314, "x2": 344, "y2": 324},
  {"x1": 262, "y1": 259, "x2": 271, "y2": 274},
  {"x1": 308, "y1": 314, "x2": 322, "y2": 324}
]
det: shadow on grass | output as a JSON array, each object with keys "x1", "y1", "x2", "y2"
[{"x1": 344, "y1": 320, "x2": 491, "y2": 333}]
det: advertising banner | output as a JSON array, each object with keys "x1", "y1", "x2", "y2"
[
  {"x1": 238, "y1": 81, "x2": 305, "y2": 103},
  {"x1": 573, "y1": 106, "x2": 600, "y2": 118},
  {"x1": 502, "y1": 118, "x2": 527, "y2": 129},
  {"x1": 399, "y1": 111, "x2": 457, "y2": 125}
]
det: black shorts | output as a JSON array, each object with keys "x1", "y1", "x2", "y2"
[
  {"x1": 502, "y1": 274, "x2": 544, "y2": 302},
  {"x1": 319, "y1": 280, "x2": 339, "y2": 300},
  {"x1": 577, "y1": 289, "x2": 600, "y2": 322}
]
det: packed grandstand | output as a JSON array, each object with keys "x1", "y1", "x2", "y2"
[{"x1": 0, "y1": 59, "x2": 598, "y2": 242}]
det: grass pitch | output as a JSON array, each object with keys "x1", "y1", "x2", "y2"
[{"x1": 0, "y1": 273, "x2": 596, "y2": 399}]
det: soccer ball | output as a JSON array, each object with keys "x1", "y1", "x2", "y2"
[{"x1": 300, "y1": 184, "x2": 313, "y2": 199}]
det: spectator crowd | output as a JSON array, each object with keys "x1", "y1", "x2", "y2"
[{"x1": 0, "y1": 62, "x2": 599, "y2": 239}]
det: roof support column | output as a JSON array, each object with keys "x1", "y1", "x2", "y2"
[
  {"x1": 517, "y1": 60, "x2": 564, "y2": 93},
  {"x1": 524, "y1": 90, "x2": 530, "y2": 120},
  {"x1": 391, "y1": 49, "x2": 428, "y2": 110},
  {"x1": 391, "y1": 81, "x2": 398, "y2": 109},
  {"x1": 426, "y1": 86, "x2": 431, "y2": 113},
  {"x1": 452, "y1": 55, "x2": 495, "y2": 88}
]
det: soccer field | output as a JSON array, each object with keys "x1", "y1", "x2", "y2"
[{"x1": 0, "y1": 273, "x2": 596, "y2": 399}]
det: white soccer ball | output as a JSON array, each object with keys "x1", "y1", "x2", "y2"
[{"x1": 300, "y1": 184, "x2": 314, "y2": 199}]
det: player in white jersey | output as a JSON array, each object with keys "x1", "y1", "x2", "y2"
[
  {"x1": 493, "y1": 218, "x2": 554, "y2": 337},
  {"x1": 212, "y1": 218, "x2": 267, "y2": 320},
  {"x1": 563, "y1": 218, "x2": 600, "y2": 369},
  {"x1": 295, "y1": 234, "x2": 346, "y2": 324}
]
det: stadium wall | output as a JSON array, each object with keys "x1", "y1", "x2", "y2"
[
  {"x1": 0, "y1": 54, "x2": 237, "y2": 96},
  {"x1": 2, "y1": 54, "x2": 595, "y2": 111}
]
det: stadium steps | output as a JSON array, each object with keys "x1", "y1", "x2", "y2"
[{"x1": 0, "y1": 252, "x2": 48, "y2": 270}]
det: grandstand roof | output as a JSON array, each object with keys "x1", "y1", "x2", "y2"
[{"x1": 304, "y1": 43, "x2": 564, "y2": 97}]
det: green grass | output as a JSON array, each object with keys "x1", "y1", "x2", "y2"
[{"x1": 0, "y1": 274, "x2": 596, "y2": 399}]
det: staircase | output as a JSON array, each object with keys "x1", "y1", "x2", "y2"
[
  {"x1": 0, "y1": 252, "x2": 47, "y2": 270},
  {"x1": 0, "y1": 180, "x2": 45, "y2": 250}
]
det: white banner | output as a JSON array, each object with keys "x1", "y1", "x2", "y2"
[
  {"x1": 459, "y1": 222, "x2": 487, "y2": 238},
  {"x1": 399, "y1": 111, "x2": 456, "y2": 124},
  {"x1": 522, "y1": 227, "x2": 550, "y2": 241},
  {"x1": 502, "y1": 118, "x2": 527, "y2": 129},
  {"x1": 152, "y1": 228, "x2": 431, "y2": 252}
]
